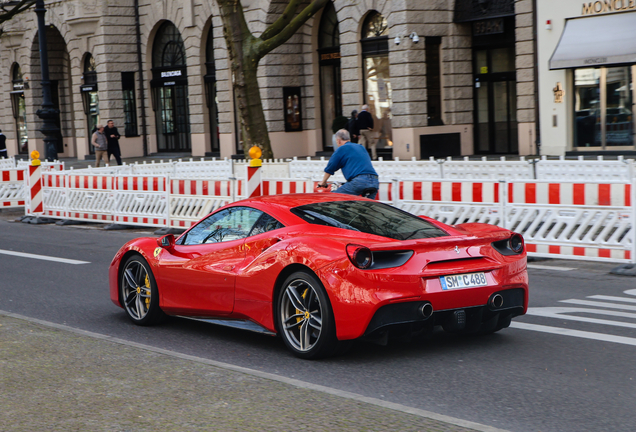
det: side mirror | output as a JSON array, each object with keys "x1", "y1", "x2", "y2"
[{"x1": 157, "y1": 234, "x2": 175, "y2": 249}]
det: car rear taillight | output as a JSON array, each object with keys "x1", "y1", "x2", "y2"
[
  {"x1": 509, "y1": 234, "x2": 524, "y2": 253},
  {"x1": 491, "y1": 233, "x2": 525, "y2": 256},
  {"x1": 346, "y1": 244, "x2": 373, "y2": 269}
]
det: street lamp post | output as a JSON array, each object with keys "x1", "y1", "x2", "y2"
[{"x1": 34, "y1": 0, "x2": 59, "y2": 161}]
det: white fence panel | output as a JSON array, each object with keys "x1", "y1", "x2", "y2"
[
  {"x1": 170, "y1": 178, "x2": 234, "y2": 228},
  {"x1": 0, "y1": 157, "x2": 15, "y2": 169},
  {"x1": 174, "y1": 159, "x2": 233, "y2": 179},
  {"x1": 65, "y1": 173, "x2": 116, "y2": 222},
  {"x1": 0, "y1": 168, "x2": 26, "y2": 209},
  {"x1": 441, "y1": 157, "x2": 533, "y2": 180},
  {"x1": 113, "y1": 175, "x2": 169, "y2": 227},
  {"x1": 41, "y1": 171, "x2": 67, "y2": 218},
  {"x1": 534, "y1": 156, "x2": 633, "y2": 182}
]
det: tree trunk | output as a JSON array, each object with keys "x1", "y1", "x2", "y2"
[
  {"x1": 218, "y1": 1, "x2": 273, "y2": 159},
  {"x1": 218, "y1": 0, "x2": 329, "y2": 159}
]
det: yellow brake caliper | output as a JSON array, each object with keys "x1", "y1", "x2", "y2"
[
  {"x1": 144, "y1": 275, "x2": 151, "y2": 308},
  {"x1": 296, "y1": 288, "x2": 309, "y2": 328}
]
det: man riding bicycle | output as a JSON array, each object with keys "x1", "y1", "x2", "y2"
[{"x1": 318, "y1": 129, "x2": 379, "y2": 199}]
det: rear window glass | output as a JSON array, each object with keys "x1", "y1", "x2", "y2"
[{"x1": 290, "y1": 200, "x2": 448, "y2": 240}]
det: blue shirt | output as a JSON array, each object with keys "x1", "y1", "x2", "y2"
[{"x1": 324, "y1": 142, "x2": 378, "y2": 181}]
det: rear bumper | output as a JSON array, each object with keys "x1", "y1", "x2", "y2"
[{"x1": 363, "y1": 287, "x2": 525, "y2": 337}]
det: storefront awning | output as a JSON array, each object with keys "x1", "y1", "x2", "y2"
[{"x1": 550, "y1": 12, "x2": 636, "y2": 70}]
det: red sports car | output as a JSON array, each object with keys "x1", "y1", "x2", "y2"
[{"x1": 109, "y1": 193, "x2": 528, "y2": 359}]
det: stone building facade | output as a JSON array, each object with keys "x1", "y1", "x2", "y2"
[{"x1": 0, "y1": 0, "x2": 537, "y2": 160}]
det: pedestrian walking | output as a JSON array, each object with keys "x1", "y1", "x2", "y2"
[
  {"x1": 346, "y1": 110, "x2": 359, "y2": 143},
  {"x1": 91, "y1": 125, "x2": 109, "y2": 167},
  {"x1": 357, "y1": 104, "x2": 378, "y2": 160},
  {"x1": 104, "y1": 120, "x2": 122, "y2": 165},
  {"x1": 318, "y1": 129, "x2": 379, "y2": 199},
  {"x1": 0, "y1": 129, "x2": 7, "y2": 159}
]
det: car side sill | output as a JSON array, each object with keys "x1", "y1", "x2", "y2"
[{"x1": 178, "y1": 316, "x2": 277, "y2": 336}]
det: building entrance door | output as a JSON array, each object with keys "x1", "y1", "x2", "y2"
[
  {"x1": 473, "y1": 47, "x2": 518, "y2": 154},
  {"x1": 154, "y1": 84, "x2": 191, "y2": 152}
]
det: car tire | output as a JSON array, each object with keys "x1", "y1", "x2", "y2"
[
  {"x1": 120, "y1": 254, "x2": 166, "y2": 326},
  {"x1": 276, "y1": 271, "x2": 338, "y2": 359}
]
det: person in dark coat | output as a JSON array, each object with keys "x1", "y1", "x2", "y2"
[
  {"x1": 0, "y1": 129, "x2": 7, "y2": 159},
  {"x1": 346, "y1": 110, "x2": 359, "y2": 143},
  {"x1": 357, "y1": 104, "x2": 378, "y2": 159},
  {"x1": 104, "y1": 120, "x2": 122, "y2": 165}
]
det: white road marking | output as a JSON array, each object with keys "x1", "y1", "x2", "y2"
[
  {"x1": 511, "y1": 322, "x2": 636, "y2": 347},
  {"x1": 526, "y1": 307, "x2": 636, "y2": 329},
  {"x1": 527, "y1": 264, "x2": 576, "y2": 271},
  {"x1": 560, "y1": 299, "x2": 636, "y2": 311},
  {"x1": 0, "y1": 249, "x2": 90, "y2": 265},
  {"x1": 588, "y1": 295, "x2": 636, "y2": 304}
]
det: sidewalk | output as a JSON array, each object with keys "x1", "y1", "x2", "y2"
[{"x1": 0, "y1": 313, "x2": 488, "y2": 432}]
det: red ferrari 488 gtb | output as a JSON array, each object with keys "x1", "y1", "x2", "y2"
[{"x1": 109, "y1": 193, "x2": 528, "y2": 359}]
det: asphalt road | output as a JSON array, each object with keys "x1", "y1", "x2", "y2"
[{"x1": 1, "y1": 211, "x2": 635, "y2": 432}]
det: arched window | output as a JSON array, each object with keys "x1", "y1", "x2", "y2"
[
  {"x1": 361, "y1": 11, "x2": 391, "y2": 121},
  {"x1": 151, "y1": 21, "x2": 191, "y2": 152},
  {"x1": 81, "y1": 54, "x2": 100, "y2": 147},
  {"x1": 318, "y1": 2, "x2": 342, "y2": 151},
  {"x1": 11, "y1": 65, "x2": 28, "y2": 154}
]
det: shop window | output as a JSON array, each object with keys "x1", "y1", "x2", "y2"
[
  {"x1": 318, "y1": 1, "x2": 342, "y2": 150},
  {"x1": 426, "y1": 37, "x2": 443, "y2": 126},
  {"x1": 121, "y1": 72, "x2": 138, "y2": 137},
  {"x1": 574, "y1": 67, "x2": 633, "y2": 148},
  {"x1": 361, "y1": 11, "x2": 391, "y2": 121},
  {"x1": 11, "y1": 64, "x2": 28, "y2": 154},
  {"x1": 151, "y1": 21, "x2": 191, "y2": 152},
  {"x1": 204, "y1": 26, "x2": 220, "y2": 153},
  {"x1": 81, "y1": 54, "x2": 100, "y2": 154}
]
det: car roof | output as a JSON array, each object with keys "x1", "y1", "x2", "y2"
[{"x1": 234, "y1": 193, "x2": 370, "y2": 209}]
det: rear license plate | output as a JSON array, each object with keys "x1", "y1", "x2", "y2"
[{"x1": 440, "y1": 272, "x2": 487, "y2": 290}]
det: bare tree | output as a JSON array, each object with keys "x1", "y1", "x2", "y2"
[
  {"x1": 218, "y1": 0, "x2": 329, "y2": 159},
  {"x1": 0, "y1": 0, "x2": 35, "y2": 33}
]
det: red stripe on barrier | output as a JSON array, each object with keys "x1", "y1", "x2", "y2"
[
  {"x1": 142, "y1": 177, "x2": 148, "y2": 191},
  {"x1": 84, "y1": 176, "x2": 89, "y2": 190},
  {"x1": 549, "y1": 245, "x2": 560, "y2": 255},
  {"x1": 526, "y1": 244, "x2": 536, "y2": 253},
  {"x1": 494, "y1": 182, "x2": 499, "y2": 203},
  {"x1": 414, "y1": 182, "x2": 423, "y2": 201},
  {"x1": 507, "y1": 183, "x2": 513, "y2": 203},
  {"x1": 290, "y1": 183, "x2": 297, "y2": 194},
  {"x1": 179, "y1": 180, "x2": 185, "y2": 195},
  {"x1": 626, "y1": 184, "x2": 631, "y2": 207},
  {"x1": 573, "y1": 247, "x2": 585, "y2": 256},
  {"x1": 599, "y1": 249, "x2": 611, "y2": 258},
  {"x1": 18, "y1": 170, "x2": 24, "y2": 181},
  {"x1": 627, "y1": 251, "x2": 631, "y2": 260},
  {"x1": 452, "y1": 183, "x2": 461, "y2": 202},
  {"x1": 573, "y1": 184, "x2": 585, "y2": 205},
  {"x1": 473, "y1": 183, "x2": 482, "y2": 203},
  {"x1": 388, "y1": 183, "x2": 392, "y2": 202},
  {"x1": 238, "y1": 180, "x2": 242, "y2": 196},
  {"x1": 263, "y1": 182, "x2": 270, "y2": 195},
  {"x1": 2, "y1": 171, "x2": 8, "y2": 182},
  {"x1": 430, "y1": 182, "x2": 439, "y2": 201},
  {"x1": 599, "y1": 184, "x2": 611, "y2": 206},
  {"x1": 92, "y1": 176, "x2": 97, "y2": 190},
  {"x1": 525, "y1": 183, "x2": 536, "y2": 204},
  {"x1": 549, "y1": 183, "x2": 560, "y2": 204},
  {"x1": 277, "y1": 182, "x2": 283, "y2": 195},
  {"x1": 399, "y1": 182, "x2": 404, "y2": 200}
]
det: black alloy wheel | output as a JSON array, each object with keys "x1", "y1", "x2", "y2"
[
  {"x1": 120, "y1": 254, "x2": 165, "y2": 325},
  {"x1": 277, "y1": 271, "x2": 339, "y2": 359}
]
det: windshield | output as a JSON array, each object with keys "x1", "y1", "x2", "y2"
[{"x1": 291, "y1": 200, "x2": 448, "y2": 240}]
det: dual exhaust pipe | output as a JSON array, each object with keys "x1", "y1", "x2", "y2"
[{"x1": 419, "y1": 294, "x2": 502, "y2": 320}]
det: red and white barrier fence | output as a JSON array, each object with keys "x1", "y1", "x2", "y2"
[{"x1": 13, "y1": 169, "x2": 636, "y2": 264}]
